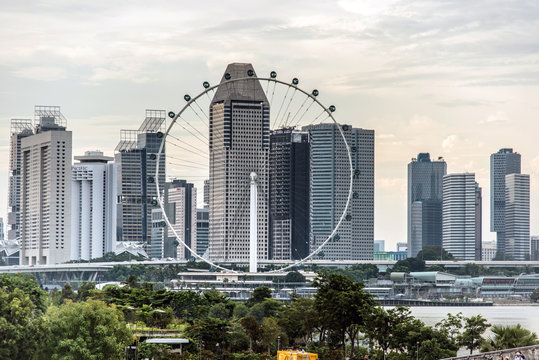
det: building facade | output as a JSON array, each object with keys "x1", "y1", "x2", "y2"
[
  {"x1": 407, "y1": 153, "x2": 446, "y2": 257},
  {"x1": 20, "y1": 106, "x2": 72, "y2": 265},
  {"x1": 490, "y1": 148, "x2": 521, "y2": 257},
  {"x1": 208, "y1": 63, "x2": 270, "y2": 262},
  {"x1": 442, "y1": 173, "x2": 480, "y2": 261},
  {"x1": 196, "y1": 208, "x2": 209, "y2": 257},
  {"x1": 504, "y1": 173, "x2": 530, "y2": 260},
  {"x1": 167, "y1": 180, "x2": 197, "y2": 260},
  {"x1": 115, "y1": 110, "x2": 165, "y2": 252},
  {"x1": 71, "y1": 151, "x2": 117, "y2": 261},
  {"x1": 531, "y1": 236, "x2": 539, "y2": 261},
  {"x1": 306, "y1": 123, "x2": 374, "y2": 260},
  {"x1": 269, "y1": 128, "x2": 310, "y2": 260}
]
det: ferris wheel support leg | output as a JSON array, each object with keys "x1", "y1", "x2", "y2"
[{"x1": 249, "y1": 172, "x2": 258, "y2": 273}]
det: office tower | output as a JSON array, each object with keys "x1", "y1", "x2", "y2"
[
  {"x1": 203, "y1": 180, "x2": 210, "y2": 209},
  {"x1": 407, "y1": 153, "x2": 446, "y2": 257},
  {"x1": 475, "y1": 184, "x2": 482, "y2": 260},
  {"x1": 306, "y1": 123, "x2": 374, "y2": 260},
  {"x1": 71, "y1": 151, "x2": 117, "y2": 261},
  {"x1": 531, "y1": 236, "x2": 539, "y2": 261},
  {"x1": 442, "y1": 173, "x2": 479, "y2": 261},
  {"x1": 269, "y1": 128, "x2": 310, "y2": 260},
  {"x1": 150, "y1": 208, "x2": 166, "y2": 259},
  {"x1": 196, "y1": 208, "x2": 209, "y2": 257},
  {"x1": 490, "y1": 148, "x2": 521, "y2": 257},
  {"x1": 208, "y1": 63, "x2": 270, "y2": 262},
  {"x1": 168, "y1": 180, "x2": 197, "y2": 259},
  {"x1": 482, "y1": 240, "x2": 497, "y2": 261},
  {"x1": 20, "y1": 106, "x2": 72, "y2": 265},
  {"x1": 7, "y1": 119, "x2": 34, "y2": 263},
  {"x1": 374, "y1": 240, "x2": 385, "y2": 252},
  {"x1": 504, "y1": 174, "x2": 530, "y2": 260},
  {"x1": 115, "y1": 110, "x2": 165, "y2": 251}
]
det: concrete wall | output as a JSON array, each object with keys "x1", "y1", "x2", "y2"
[{"x1": 441, "y1": 345, "x2": 539, "y2": 360}]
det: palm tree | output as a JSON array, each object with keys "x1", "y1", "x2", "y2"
[{"x1": 481, "y1": 324, "x2": 538, "y2": 352}]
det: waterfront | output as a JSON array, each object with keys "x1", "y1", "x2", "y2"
[{"x1": 409, "y1": 305, "x2": 539, "y2": 334}]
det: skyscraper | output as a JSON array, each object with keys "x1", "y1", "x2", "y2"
[
  {"x1": 196, "y1": 208, "x2": 209, "y2": 257},
  {"x1": 71, "y1": 151, "x2": 117, "y2": 261},
  {"x1": 208, "y1": 63, "x2": 270, "y2": 262},
  {"x1": 115, "y1": 110, "x2": 165, "y2": 252},
  {"x1": 490, "y1": 148, "x2": 521, "y2": 257},
  {"x1": 166, "y1": 180, "x2": 197, "y2": 260},
  {"x1": 504, "y1": 173, "x2": 529, "y2": 260},
  {"x1": 407, "y1": 153, "x2": 446, "y2": 257},
  {"x1": 306, "y1": 123, "x2": 374, "y2": 260},
  {"x1": 6, "y1": 119, "x2": 34, "y2": 263},
  {"x1": 203, "y1": 179, "x2": 210, "y2": 209},
  {"x1": 442, "y1": 173, "x2": 480, "y2": 261},
  {"x1": 269, "y1": 128, "x2": 310, "y2": 260},
  {"x1": 475, "y1": 183, "x2": 483, "y2": 260},
  {"x1": 20, "y1": 106, "x2": 72, "y2": 265}
]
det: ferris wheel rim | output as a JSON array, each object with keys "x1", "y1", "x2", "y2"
[{"x1": 154, "y1": 75, "x2": 354, "y2": 273}]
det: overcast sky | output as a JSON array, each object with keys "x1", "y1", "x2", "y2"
[{"x1": 1, "y1": 0, "x2": 538, "y2": 251}]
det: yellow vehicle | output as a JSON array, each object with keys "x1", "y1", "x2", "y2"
[{"x1": 277, "y1": 350, "x2": 318, "y2": 360}]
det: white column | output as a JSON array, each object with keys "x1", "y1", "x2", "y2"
[{"x1": 250, "y1": 172, "x2": 258, "y2": 273}]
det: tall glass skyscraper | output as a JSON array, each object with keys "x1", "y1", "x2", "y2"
[
  {"x1": 490, "y1": 148, "x2": 521, "y2": 258},
  {"x1": 407, "y1": 153, "x2": 446, "y2": 257},
  {"x1": 269, "y1": 128, "x2": 310, "y2": 260},
  {"x1": 504, "y1": 173, "x2": 529, "y2": 260},
  {"x1": 306, "y1": 123, "x2": 374, "y2": 260},
  {"x1": 115, "y1": 110, "x2": 166, "y2": 252},
  {"x1": 208, "y1": 63, "x2": 270, "y2": 262}
]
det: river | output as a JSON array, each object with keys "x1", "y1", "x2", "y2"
[{"x1": 409, "y1": 305, "x2": 539, "y2": 334}]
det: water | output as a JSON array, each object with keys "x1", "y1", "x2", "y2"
[{"x1": 409, "y1": 305, "x2": 539, "y2": 335}]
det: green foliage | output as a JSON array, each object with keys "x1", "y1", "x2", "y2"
[
  {"x1": 392, "y1": 257, "x2": 426, "y2": 273},
  {"x1": 279, "y1": 295, "x2": 319, "y2": 346},
  {"x1": 233, "y1": 303, "x2": 249, "y2": 319},
  {"x1": 0, "y1": 273, "x2": 47, "y2": 313},
  {"x1": 458, "y1": 315, "x2": 490, "y2": 354},
  {"x1": 530, "y1": 287, "x2": 539, "y2": 302},
  {"x1": 76, "y1": 282, "x2": 96, "y2": 302},
  {"x1": 317, "y1": 264, "x2": 379, "y2": 282},
  {"x1": 246, "y1": 286, "x2": 272, "y2": 307},
  {"x1": 283, "y1": 271, "x2": 306, "y2": 284},
  {"x1": 186, "y1": 317, "x2": 230, "y2": 354},
  {"x1": 40, "y1": 299, "x2": 132, "y2": 360},
  {"x1": 416, "y1": 246, "x2": 455, "y2": 260},
  {"x1": 0, "y1": 285, "x2": 46, "y2": 359},
  {"x1": 481, "y1": 324, "x2": 538, "y2": 352},
  {"x1": 60, "y1": 282, "x2": 76, "y2": 303}
]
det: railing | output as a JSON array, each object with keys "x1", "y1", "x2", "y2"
[{"x1": 440, "y1": 344, "x2": 539, "y2": 360}]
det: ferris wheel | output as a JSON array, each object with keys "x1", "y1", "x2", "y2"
[{"x1": 154, "y1": 64, "x2": 354, "y2": 273}]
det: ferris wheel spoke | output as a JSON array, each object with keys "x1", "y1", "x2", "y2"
[{"x1": 276, "y1": 88, "x2": 298, "y2": 129}]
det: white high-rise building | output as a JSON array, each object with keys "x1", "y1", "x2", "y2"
[
  {"x1": 20, "y1": 106, "x2": 72, "y2": 265},
  {"x1": 167, "y1": 181, "x2": 197, "y2": 260},
  {"x1": 442, "y1": 173, "x2": 480, "y2": 261},
  {"x1": 208, "y1": 63, "x2": 270, "y2": 262},
  {"x1": 504, "y1": 173, "x2": 530, "y2": 260},
  {"x1": 71, "y1": 151, "x2": 117, "y2": 261}
]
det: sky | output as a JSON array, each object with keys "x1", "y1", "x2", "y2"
[{"x1": 1, "y1": 0, "x2": 538, "y2": 251}]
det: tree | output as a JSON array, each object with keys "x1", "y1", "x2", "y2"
[
  {"x1": 240, "y1": 316, "x2": 261, "y2": 352},
  {"x1": 0, "y1": 274, "x2": 47, "y2": 313},
  {"x1": 209, "y1": 302, "x2": 231, "y2": 320},
  {"x1": 76, "y1": 282, "x2": 96, "y2": 302},
  {"x1": 40, "y1": 299, "x2": 132, "y2": 360},
  {"x1": 246, "y1": 286, "x2": 272, "y2": 307},
  {"x1": 260, "y1": 317, "x2": 282, "y2": 354},
  {"x1": 283, "y1": 271, "x2": 306, "y2": 284},
  {"x1": 313, "y1": 273, "x2": 375, "y2": 358},
  {"x1": 124, "y1": 274, "x2": 139, "y2": 288},
  {"x1": 0, "y1": 286, "x2": 46, "y2": 359},
  {"x1": 392, "y1": 257, "x2": 425, "y2": 273},
  {"x1": 531, "y1": 287, "x2": 539, "y2": 303},
  {"x1": 416, "y1": 246, "x2": 455, "y2": 261},
  {"x1": 481, "y1": 324, "x2": 538, "y2": 352},
  {"x1": 458, "y1": 315, "x2": 490, "y2": 354},
  {"x1": 60, "y1": 283, "x2": 76, "y2": 303}
]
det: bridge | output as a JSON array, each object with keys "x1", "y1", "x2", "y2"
[{"x1": 1, "y1": 259, "x2": 538, "y2": 279}]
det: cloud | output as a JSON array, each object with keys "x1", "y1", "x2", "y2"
[
  {"x1": 481, "y1": 111, "x2": 508, "y2": 124},
  {"x1": 12, "y1": 66, "x2": 68, "y2": 81},
  {"x1": 442, "y1": 135, "x2": 458, "y2": 151}
]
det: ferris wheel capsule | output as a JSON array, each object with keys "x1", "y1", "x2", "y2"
[
  {"x1": 292, "y1": 78, "x2": 299, "y2": 85},
  {"x1": 203, "y1": 81, "x2": 210, "y2": 88},
  {"x1": 168, "y1": 111, "x2": 175, "y2": 118},
  {"x1": 270, "y1": 71, "x2": 277, "y2": 78},
  {"x1": 224, "y1": 73, "x2": 231, "y2": 80},
  {"x1": 184, "y1": 94, "x2": 191, "y2": 102},
  {"x1": 312, "y1": 89, "x2": 319, "y2": 96}
]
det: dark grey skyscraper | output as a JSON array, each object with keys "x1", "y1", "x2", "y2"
[
  {"x1": 490, "y1": 148, "x2": 521, "y2": 257},
  {"x1": 269, "y1": 128, "x2": 310, "y2": 260},
  {"x1": 407, "y1": 153, "x2": 446, "y2": 257},
  {"x1": 306, "y1": 123, "x2": 374, "y2": 260},
  {"x1": 208, "y1": 63, "x2": 270, "y2": 262},
  {"x1": 115, "y1": 110, "x2": 166, "y2": 251},
  {"x1": 196, "y1": 208, "x2": 209, "y2": 257}
]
